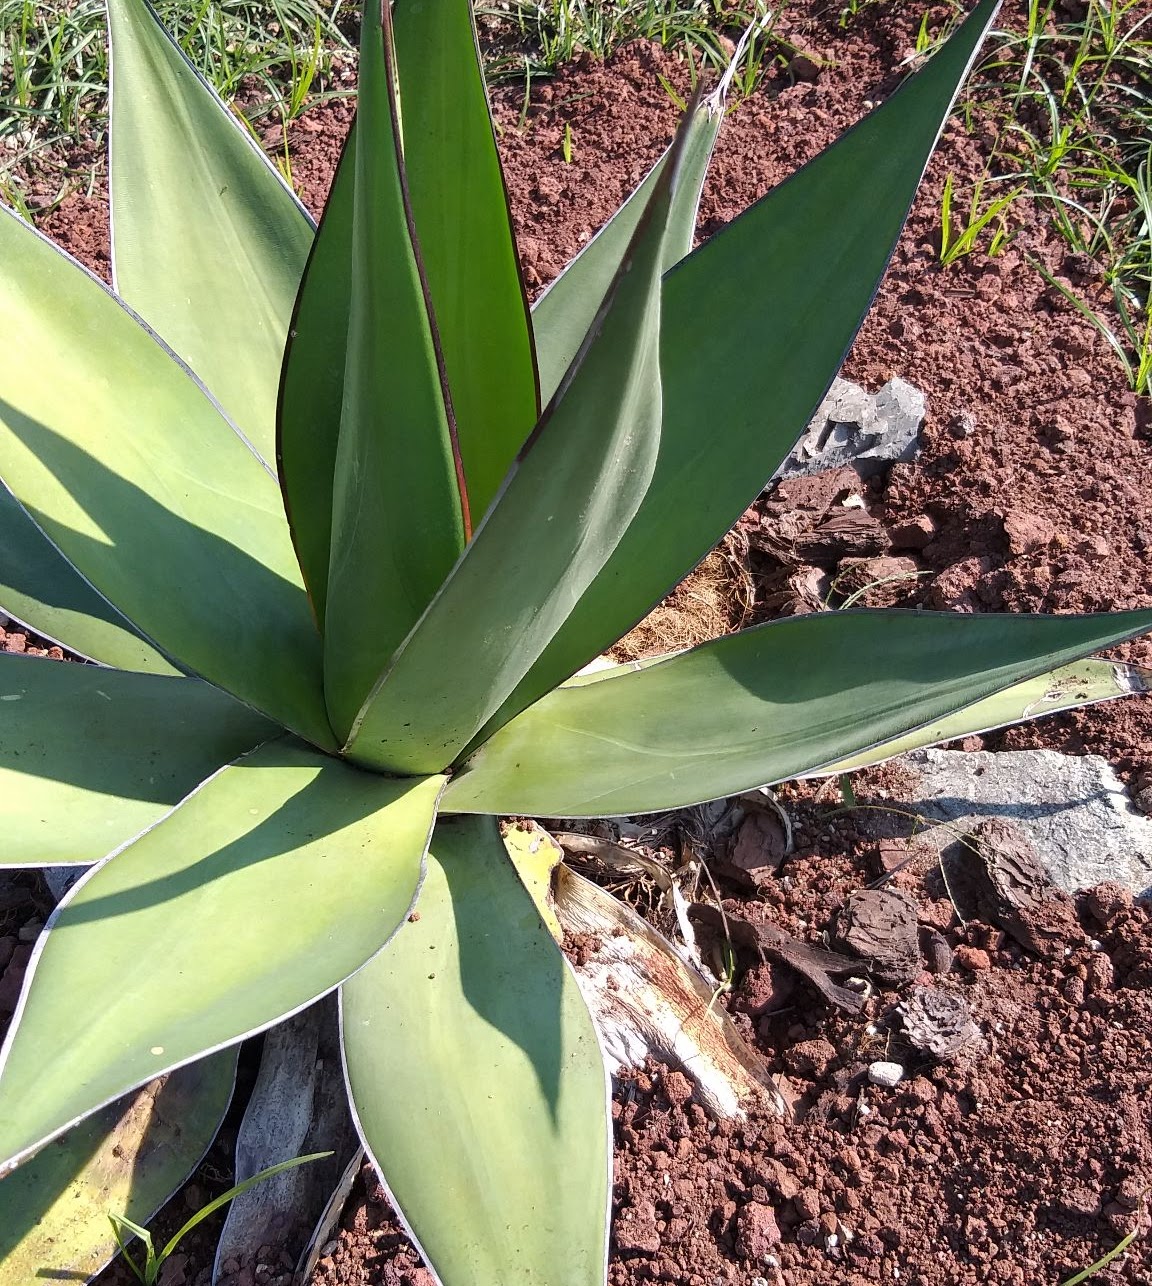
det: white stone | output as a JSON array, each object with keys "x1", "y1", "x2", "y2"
[{"x1": 867, "y1": 1060, "x2": 905, "y2": 1088}]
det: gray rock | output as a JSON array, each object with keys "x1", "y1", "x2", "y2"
[
  {"x1": 773, "y1": 376, "x2": 926, "y2": 482},
  {"x1": 903, "y1": 748, "x2": 1152, "y2": 898}
]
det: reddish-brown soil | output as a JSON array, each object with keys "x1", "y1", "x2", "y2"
[{"x1": 3, "y1": 1, "x2": 1151, "y2": 1284}]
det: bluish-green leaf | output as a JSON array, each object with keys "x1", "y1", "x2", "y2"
[
  {"x1": 485, "y1": 0, "x2": 1002, "y2": 736},
  {"x1": 0, "y1": 740, "x2": 443, "y2": 1174},
  {"x1": 0, "y1": 484, "x2": 175, "y2": 674},
  {"x1": 277, "y1": 126, "x2": 355, "y2": 629},
  {"x1": 0, "y1": 208, "x2": 333, "y2": 748},
  {"x1": 393, "y1": 0, "x2": 539, "y2": 520},
  {"x1": 107, "y1": 0, "x2": 313, "y2": 464},
  {"x1": 532, "y1": 86, "x2": 726, "y2": 405},
  {"x1": 344, "y1": 104, "x2": 698, "y2": 775},
  {"x1": 0, "y1": 653, "x2": 276, "y2": 867},
  {"x1": 443, "y1": 606, "x2": 1152, "y2": 817},
  {"x1": 0, "y1": 1050, "x2": 236, "y2": 1284},
  {"x1": 322, "y1": 0, "x2": 466, "y2": 741},
  {"x1": 342, "y1": 814, "x2": 609, "y2": 1286}
]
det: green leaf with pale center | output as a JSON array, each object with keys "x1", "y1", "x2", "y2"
[
  {"x1": 322, "y1": 0, "x2": 466, "y2": 741},
  {"x1": 393, "y1": 0, "x2": 539, "y2": 520},
  {"x1": 0, "y1": 484, "x2": 175, "y2": 673},
  {"x1": 0, "y1": 208, "x2": 333, "y2": 748},
  {"x1": 813, "y1": 658, "x2": 1151, "y2": 776},
  {"x1": 0, "y1": 741, "x2": 443, "y2": 1174},
  {"x1": 484, "y1": 0, "x2": 1002, "y2": 738},
  {"x1": 344, "y1": 103, "x2": 697, "y2": 775},
  {"x1": 107, "y1": 0, "x2": 313, "y2": 464},
  {"x1": 443, "y1": 607, "x2": 1152, "y2": 817},
  {"x1": 341, "y1": 814, "x2": 609, "y2": 1286},
  {"x1": 0, "y1": 654, "x2": 276, "y2": 867},
  {"x1": 0, "y1": 1050, "x2": 237, "y2": 1284}
]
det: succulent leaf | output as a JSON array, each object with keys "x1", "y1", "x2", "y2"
[
  {"x1": 483, "y1": 0, "x2": 1003, "y2": 739},
  {"x1": 0, "y1": 484, "x2": 176, "y2": 673},
  {"x1": 442, "y1": 606, "x2": 1152, "y2": 816},
  {"x1": 321, "y1": 0, "x2": 468, "y2": 742},
  {"x1": 341, "y1": 815, "x2": 610, "y2": 1286},
  {"x1": 342, "y1": 97, "x2": 701, "y2": 774},
  {"x1": 0, "y1": 742, "x2": 443, "y2": 1175},
  {"x1": 0, "y1": 1050, "x2": 237, "y2": 1283},
  {"x1": 393, "y1": 0, "x2": 540, "y2": 520},
  {"x1": 0, "y1": 207, "x2": 333, "y2": 748},
  {"x1": 107, "y1": 0, "x2": 313, "y2": 464},
  {"x1": 0, "y1": 654, "x2": 276, "y2": 867},
  {"x1": 532, "y1": 88, "x2": 726, "y2": 405}
]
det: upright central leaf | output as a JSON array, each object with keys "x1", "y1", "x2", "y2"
[
  {"x1": 392, "y1": 0, "x2": 539, "y2": 520},
  {"x1": 342, "y1": 108, "x2": 700, "y2": 775},
  {"x1": 322, "y1": 0, "x2": 467, "y2": 741}
]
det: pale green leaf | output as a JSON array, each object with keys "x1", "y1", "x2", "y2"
[
  {"x1": 342, "y1": 814, "x2": 609, "y2": 1286},
  {"x1": 0, "y1": 740, "x2": 443, "y2": 1173},
  {"x1": 277, "y1": 126, "x2": 355, "y2": 628},
  {"x1": 107, "y1": 0, "x2": 313, "y2": 463},
  {"x1": 0, "y1": 654, "x2": 276, "y2": 867},
  {"x1": 0, "y1": 207, "x2": 333, "y2": 747},
  {"x1": 0, "y1": 484, "x2": 175, "y2": 674},
  {"x1": 0, "y1": 1050, "x2": 236, "y2": 1284},
  {"x1": 443, "y1": 607, "x2": 1152, "y2": 817}
]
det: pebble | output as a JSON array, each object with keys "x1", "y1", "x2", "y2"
[{"x1": 867, "y1": 1061, "x2": 905, "y2": 1089}]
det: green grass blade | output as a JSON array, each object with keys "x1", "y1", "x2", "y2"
[
  {"x1": 485, "y1": 0, "x2": 1003, "y2": 738},
  {"x1": 442, "y1": 606, "x2": 1152, "y2": 817},
  {"x1": 0, "y1": 207, "x2": 333, "y2": 748},
  {"x1": 0, "y1": 654, "x2": 276, "y2": 868},
  {"x1": 0, "y1": 741, "x2": 444, "y2": 1175},
  {"x1": 393, "y1": 0, "x2": 539, "y2": 520},
  {"x1": 0, "y1": 484, "x2": 176, "y2": 674},
  {"x1": 341, "y1": 814, "x2": 610, "y2": 1286},
  {"x1": 343, "y1": 97, "x2": 699, "y2": 774},
  {"x1": 322, "y1": 0, "x2": 467, "y2": 742},
  {"x1": 107, "y1": 0, "x2": 314, "y2": 465},
  {"x1": 0, "y1": 1051, "x2": 237, "y2": 1285},
  {"x1": 157, "y1": 1151, "x2": 333, "y2": 1264}
]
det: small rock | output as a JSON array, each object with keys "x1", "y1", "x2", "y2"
[
  {"x1": 736, "y1": 1201, "x2": 782, "y2": 1258},
  {"x1": 889, "y1": 516, "x2": 937, "y2": 550},
  {"x1": 793, "y1": 1188, "x2": 822, "y2": 1221},
  {"x1": 717, "y1": 811, "x2": 788, "y2": 889},
  {"x1": 867, "y1": 1061, "x2": 905, "y2": 1089},
  {"x1": 1084, "y1": 882, "x2": 1133, "y2": 926},
  {"x1": 16, "y1": 920, "x2": 42, "y2": 943},
  {"x1": 773, "y1": 376, "x2": 926, "y2": 482},
  {"x1": 1002, "y1": 510, "x2": 1055, "y2": 556},
  {"x1": 953, "y1": 945, "x2": 992, "y2": 972},
  {"x1": 615, "y1": 1201, "x2": 661, "y2": 1255},
  {"x1": 788, "y1": 50, "x2": 823, "y2": 81},
  {"x1": 783, "y1": 1037, "x2": 837, "y2": 1079}
]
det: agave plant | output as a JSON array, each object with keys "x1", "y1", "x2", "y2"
[{"x1": 2, "y1": 0, "x2": 1151, "y2": 1281}]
